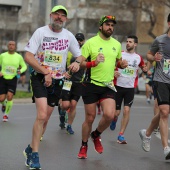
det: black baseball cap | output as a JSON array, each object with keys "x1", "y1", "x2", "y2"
[
  {"x1": 75, "y1": 33, "x2": 85, "y2": 41},
  {"x1": 167, "y1": 13, "x2": 170, "y2": 22}
]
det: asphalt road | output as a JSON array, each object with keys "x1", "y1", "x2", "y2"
[{"x1": 0, "y1": 95, "x2": 170, "y2": 170}]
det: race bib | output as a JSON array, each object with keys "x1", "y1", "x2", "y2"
[
  {"x1": 163, "y1": 59, "x2": 170, "y2": 74},
  {"x1": 44, "y1": 51, "x2": 63, "y2": 67},
  {"x1": 145, "y1": 78, "x2": 150, "y2": 83},
  {"x1": 103, "y1": 81, "x2": 117, "y2": 92},
  {"x1": 5, "y1": 66, "x2": 16, "y2": 75},
  {"x1": 121, "y1": 66, "x2": 135, "y2": 77},
  {"x1": 62, "y1": 80, "x2": 72, "y2": 91}
]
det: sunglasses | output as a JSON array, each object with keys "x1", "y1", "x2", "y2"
[
  {"x1": 99, "y1": 15, "x2": 116, "y2": 25},
  {"x1": 105, "y1": 15, "x2": 116, "y2": 20}
]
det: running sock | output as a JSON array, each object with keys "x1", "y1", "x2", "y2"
[
  {"x1": 91, "y1": 129, "x2": 101, "y2": 138},
  {"x1": 60, "y1": 114, "x2": 65, "y2": 124},
  {"x1": 82, "y1": 140, "x2": 88, "y2": 146},
  {"x1": 5, "y1": 100, "x2": 13, "y2": 115},
  {"x1": 58, "y1": 104, "x2": 66, "y2": 124},
  {"x1": 119, "y1": 132, "x2": 124, "y2": 136},
  {"x1": 0, "y1": 99, "x2": 7, "y2": 106},
  {"x1": 59, "y1": 109, "x2": 66, "y2": 124}
]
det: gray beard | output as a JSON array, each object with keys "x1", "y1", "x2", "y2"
[{"x1": 50, "y1": 18, "x2": 66, "y2": 31}]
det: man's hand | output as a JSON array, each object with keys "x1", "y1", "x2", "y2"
[
  {"x1": 0, "y1": 72, "x2": 3, "y2": 77},
  {"x1": 64, "y1": 71, "x2": 72, "y2": 79},
  {"x1": 114, "y1": 71, "x2": 120, "y2": 78},
  {"x1": 154, "y1": 52, "x2": 163, "y2": 61},
  {"x1": 44, "y1": 74, "x2": 52, "y2": 87},
  {"x1": 96, "y1": 53, "x2": 105, "y2": 63},
  {"x1": 147, "y1": 70, "x2": 152, "y2": 76},
  {"x1": 142, "y1": 64, "x2": 148, "y2": 73},
  {"x1": 121, "y1": 59, "x2": 128, "y2": 69},
  {"x1": 68, "y1": 62, "x2": 80, "y2": 73}
]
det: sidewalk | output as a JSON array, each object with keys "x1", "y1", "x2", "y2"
[{"x1": 13, "y1": 98, "x2": 32, "y2": 104}]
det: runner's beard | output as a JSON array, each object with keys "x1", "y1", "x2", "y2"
[
  {"x1": 50, "y1": 18, "x2": 66, "y2": 31},
  {"x1": 101, "y1": 28, "x2": 113, "y2": 38},
  {"x1": 126, "y1": 46, "x2": 134, "y2": 52}
]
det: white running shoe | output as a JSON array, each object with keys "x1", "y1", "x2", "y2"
[
  {"x1": 147, "y1": 98, "x2": 151, "y2": 104},
  {"x1": 139, "y1": 129, "x2": 151, "y2": 152},
  {"x1": 164, "y1": 146, "x2": 170, "y2": 160}
]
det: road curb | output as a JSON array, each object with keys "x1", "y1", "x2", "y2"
[{"x1": 13, "y1": 98, "x2": 32, "y2": 104}]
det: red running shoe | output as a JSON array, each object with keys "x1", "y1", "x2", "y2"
[
  {"x1": 91, "y1": 135, "x2": 103, "y2": 154},
  {"x1": 3, "y1": 115, "x2": 8, "y2": 122},
  {"x1": 77, "y1": 146, "x2": 88, "y2": 159}
]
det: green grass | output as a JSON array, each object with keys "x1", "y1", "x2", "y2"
[{"x1": 14, "y1": 91, "x2": 32, "y2": 99}]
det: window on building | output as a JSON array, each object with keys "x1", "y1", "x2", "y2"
[{"x1": 52, "y1": 0, "x2": 58, "y2": 7}]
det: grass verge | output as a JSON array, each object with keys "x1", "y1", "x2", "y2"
[{"x1": 14, "y1": 91, "x2": 32, "y2": 99}]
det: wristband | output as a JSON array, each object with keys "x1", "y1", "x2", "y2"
[{"x1": 86, "y1": 60, "x2": 96, "y2": 68}]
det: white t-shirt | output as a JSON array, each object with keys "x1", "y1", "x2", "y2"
[
  {"x1": 114, "y1": 51, "x2": 144, "y2": 88},
  {"x1": 25, "y1": 25, "x2": 81, "y2": 79}
]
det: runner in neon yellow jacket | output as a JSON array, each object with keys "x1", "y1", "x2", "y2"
[{"x1": 0, "y1": 41, "x2": 27, "y2": 122}]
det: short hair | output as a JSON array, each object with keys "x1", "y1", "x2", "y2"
[
  {"x1": 127, "y1": 35, "x2": 138, "y2": 43},
  {"x1": 167, "y1": 13, "x2": 170, "y2": 22}
]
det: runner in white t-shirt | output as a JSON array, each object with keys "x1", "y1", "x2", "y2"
[
  {"x1": 22, "y1": 5, "x2": 83, "y2": 170},
  {"x1": 110, "y1": 35, "x2": 147, "y2": 144}
]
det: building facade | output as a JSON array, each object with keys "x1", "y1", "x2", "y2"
[{"x1": 0, "y1": 0, "x2": 169, "y2": 57}]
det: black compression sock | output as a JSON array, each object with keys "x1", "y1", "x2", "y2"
[
  {"x1": 82, "y1": 140, "x2": 88, "y2": 146},
  {"x1": 91, "y1": 129, "x2": 101, "y2": 138}
]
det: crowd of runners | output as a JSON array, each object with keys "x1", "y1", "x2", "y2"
[{"x1": 0, "y1": 4, "x2": 170, "y2": 170}]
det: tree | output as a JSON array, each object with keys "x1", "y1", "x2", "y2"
[{"x1": 115, "y1": 0, "x2": 170, "y2": 39}]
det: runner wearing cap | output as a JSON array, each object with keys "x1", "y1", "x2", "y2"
[
  {"x1": 58, "y1": 33, "x2": 85, "y2": 134},
  {"x1": 76, "y1": 15, "x2": 128, "y2": 159},
  {"x1": 22, "y1": 5, "x2": 83, "y2": 169},
  {"x1": 75, "y1": 33, "x2": 85, "y2": 41}
]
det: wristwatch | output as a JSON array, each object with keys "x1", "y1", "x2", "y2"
[{"x1": 75, "y1": 60, "x2": 81, "y2": 64}]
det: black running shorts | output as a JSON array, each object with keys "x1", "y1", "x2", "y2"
[
  {"x1": 31, "y1": 72, "x2": 64, "y2": 107},
  {"x1": 61, "y1": 82, "x2": 82, "y2": 102},
  {"x1": 81, "y1": 83, "x2": 116, "y2": 104},
  {"x1": 0, "y1": 76, "x2": 17, "y2": 95},
  {"x1": 153, "y1": 81, "x2": 170, "y2": 105},
  {"x1": 152, "y1": 81, "x2": 157, "y2": 99},
  {"x1": 115, "y1": 86, "x2": 135, "y2": 110}
]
